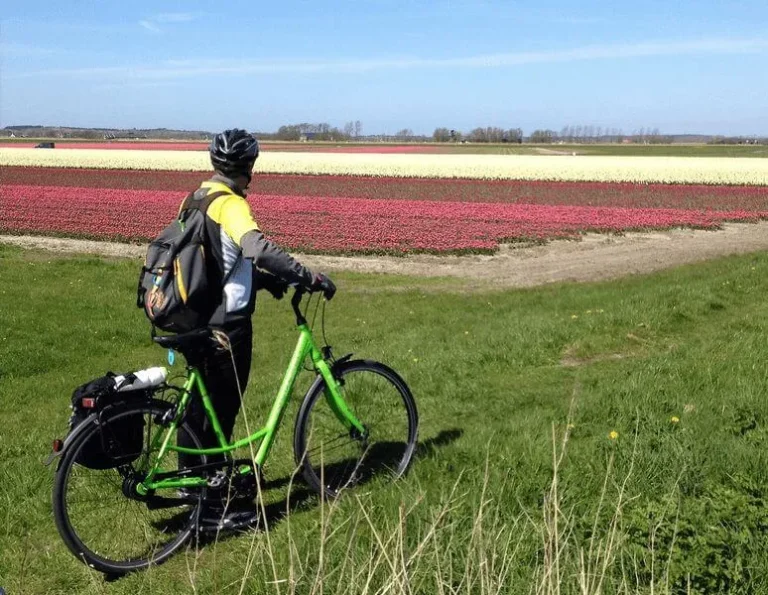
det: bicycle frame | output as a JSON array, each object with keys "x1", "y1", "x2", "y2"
[{"x1": 137, "y1": 296, "x2": 365, "y2": 495}]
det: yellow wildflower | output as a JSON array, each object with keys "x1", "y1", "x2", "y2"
[{"x1": 609, "y1": 430, "x2": 619, "y2": 440}]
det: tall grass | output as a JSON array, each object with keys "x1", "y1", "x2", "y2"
[{"x1": 4, "y1": 244, "x2": 768, "y2": 593}]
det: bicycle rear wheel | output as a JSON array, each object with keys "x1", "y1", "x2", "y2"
[
  {"x1": 294, "y1": 360, "x2": 419, "y2": 498},
  {"x1": 53, "y1": 400, "x2": 208, "y2": 574}
]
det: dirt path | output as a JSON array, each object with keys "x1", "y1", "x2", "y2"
[
  {"x1": 534, "y1": 147, "x2": 578, "y2": 156},
  {"x1": 3, "y1": 223, "x2": 768, "y2": 288}
]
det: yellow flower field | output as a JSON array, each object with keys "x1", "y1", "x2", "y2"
[{"x1": 2, "y1": 147, "x2": 767, "y2": 184}]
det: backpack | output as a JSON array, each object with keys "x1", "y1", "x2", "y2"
[
  {"x1": 69, "y1": 373, "x2": 148, "y2": 470},
  {"x1": 136, "y1": 190, "x2": 229, "y2": 334}
]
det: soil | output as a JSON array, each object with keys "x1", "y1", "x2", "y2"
[{"x1": 3, "y1": 222, "x2": 768, "y2": 289}]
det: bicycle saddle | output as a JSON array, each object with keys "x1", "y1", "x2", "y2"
[{"x1": 152, "y1": 328, "x2": 212, "y2": 352}]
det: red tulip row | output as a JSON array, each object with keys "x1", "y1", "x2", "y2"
[
  {"x1": 1, "y1": 184, "x2": 764, "y2": 254},
  {"x1": 6, "y1": 167, "x2": 768, "y2": 211}
]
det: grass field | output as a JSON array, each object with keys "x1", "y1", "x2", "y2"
[{"x1": 4, "y1": 245, "x2": 768, "y2": 593}]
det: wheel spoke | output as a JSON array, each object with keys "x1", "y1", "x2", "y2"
[
  {"x1": 299, "y1": 363, "x2": 417, "y2": 498},
  {"x1": 304, "y1": 433, "x2": 351, "y2": 455},
  {"x1": 54, "y1": 403, "x2": 206, "y2": 571}
]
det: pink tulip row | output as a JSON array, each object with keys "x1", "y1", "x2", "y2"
[
  {"x1": 6, "y1": 167, "x2": 768, "y2": 211},
  {"x1": 1, "y1": 184, "x2": 764, "y2": 254}
]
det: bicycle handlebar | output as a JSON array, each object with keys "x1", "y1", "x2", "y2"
[{"x1": 291, "y1": 288, "x2": 308, "y2": 326}]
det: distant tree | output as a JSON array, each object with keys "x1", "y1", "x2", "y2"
[
  {"x1": 274, "y1": 122, "x2": 344, "y2": 141},
  {"x1": 490, "y1": 127, "x2": 506, "y2": 142},
  {"x1": 433, "y1": 127, "x2": 451, "y2": 142},
  {"x1": 343, "y1": 121, "x2": 355, "y2": 138},
  {"x1": 648, "y1": 127, "x2": 663, "y2": 144},
  {"x1": 505, "y1": 128, "x2": 523, "y2": 143},
  {"x1": 528, "y1": 129, "x2": 555, "y2": 143},
  {"x1": 396, "y1": 128, "x2": 413, "y2": 139},
  {"x1": 467, "y1": 127, "x2": 487, "y2": 142}
]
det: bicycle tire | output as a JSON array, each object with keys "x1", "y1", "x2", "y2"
[
  {"x1": 294, "y1": 360, "x2": 419, "y2": 499},
  {"x1": 53, "y1": 399, "x2": 207, "y2": 574}
]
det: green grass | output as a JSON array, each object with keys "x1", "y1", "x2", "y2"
[
  {"x1": 426, "y1": 143, "x2": 768, "y2": 157},
  {"x1": 4, "y1": 245, "x2": 768, "y2": 593}
]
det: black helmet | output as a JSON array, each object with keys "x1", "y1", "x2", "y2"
[{"x1": 209, "y1": 129, "x2": 259, "y2": 178}]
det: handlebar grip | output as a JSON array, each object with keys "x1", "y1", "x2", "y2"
[{"x1": 291, "y1": 288, "x2": 306, "y2": 324}]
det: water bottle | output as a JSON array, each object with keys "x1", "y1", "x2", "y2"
[{"x1": 115, "y1": 367, "x2": 168, "y2": 392}]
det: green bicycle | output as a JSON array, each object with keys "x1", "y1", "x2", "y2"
[{"x1": 51, "y1": 289, "x2": 419, "y2": 574}]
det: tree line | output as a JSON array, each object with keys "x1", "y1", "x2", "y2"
[
  {"x1": 257, "y1": 121, "x2": 364, "y2": 141},
  {"x1": 3, "y1": 124, "x2": 764, "y2": 145},
  {"x1": 434, "y1": 125, "x2": 673, "y2": 144}
]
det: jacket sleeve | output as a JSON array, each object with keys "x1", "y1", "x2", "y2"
[{"x1": 240, "y1": 229, "x2": 315, "y2": 288}]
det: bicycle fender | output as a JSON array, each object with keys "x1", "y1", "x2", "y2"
[
  {"x1": 332, "y1": 353, "x2": 354, "y2": 371},
  {"x1": 45, "y1": 399, "x2": 171, "y2": 467},
  {"x1": 44, "y1": 413, "x2": 100, "y2": 467}
]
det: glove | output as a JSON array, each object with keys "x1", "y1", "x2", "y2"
[
  {"x1": 311, "y1": 273, "x2": 336, "y2": 300},
  {"x1": 254, "y1": 270, "x2": 288, "y2": 300}
]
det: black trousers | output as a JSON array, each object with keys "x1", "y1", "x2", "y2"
[{"x1": 177, "y1": 321, "x2": 252, "y2": 469}]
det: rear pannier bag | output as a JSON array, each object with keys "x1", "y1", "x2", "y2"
[
  {"x1": 136, "y1": 190, "x2": 228, "y2": 334},
  {"x1": 69, "y1": 373, "x2": 147, "y2": 470}
]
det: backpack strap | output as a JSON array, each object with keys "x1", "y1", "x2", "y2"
[{"x1": 179, "y1": 190, "x2": 231, "y2": 217}]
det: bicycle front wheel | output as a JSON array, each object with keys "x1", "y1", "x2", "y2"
[
  {"x1": 294, "y1": 360, "x2": 419, "y2": 498},
  {"x1": 53, "y1": 400, "x2": 207, "y2": 574}
]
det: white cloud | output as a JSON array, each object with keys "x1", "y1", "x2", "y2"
[
  {"x1": 139, "y1": 12, "x2": 198, "y2": 33},
  {"x1": 94, "y1": 80, "x2": 180, "y2": 91},
  {"x1": 554, "y1": 16, "x2": 607, "y2": 25},
  {"x1": 139, "y1": 20, "x2": 161, "y2": 33},
  {"x1": 153, "y1": 12, "x2": 198, "y2": 23},
  {"x1": 10, "y1": 37, "x2": 768, "y2": 79}
]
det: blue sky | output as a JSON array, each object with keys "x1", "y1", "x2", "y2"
[{"x1": 1, "y1": 0, "x2": 767, "y2": 135}]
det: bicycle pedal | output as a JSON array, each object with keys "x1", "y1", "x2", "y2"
[{"x1": 197, "y1": 509, "x2": 260, "y2": 533}]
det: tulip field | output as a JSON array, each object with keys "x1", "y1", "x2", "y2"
[
  {"x1": 1, "y1": 146, "x2": 767, "y2": 254},
  {"x1": 4, "y1": 147, "x2": 768, "y2": 183}
]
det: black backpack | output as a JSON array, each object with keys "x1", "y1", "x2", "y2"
[{"x1": 137, "y1": 190, "x2": 228, "y2": 334}]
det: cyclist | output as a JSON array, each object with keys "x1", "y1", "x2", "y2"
[{"x1": 176, "y1": 128, "x2": 335, "y2": 513}]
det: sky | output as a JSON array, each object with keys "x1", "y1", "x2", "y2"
[{"x1": 1, "y1": 0, "x2": 767, "y2": 136}]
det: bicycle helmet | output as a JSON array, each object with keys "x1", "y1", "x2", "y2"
[{"x1": 209, "y1": 129, "x2": 260, "y2": 180}]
